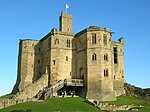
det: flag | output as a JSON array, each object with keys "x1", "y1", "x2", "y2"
[{"x1": 66, "y1": 4, "x2": 69, "y2": 9}]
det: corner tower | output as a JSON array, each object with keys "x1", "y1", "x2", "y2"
[{"x1": 59, "y1": 11, "x2": 73, "y2": 33}]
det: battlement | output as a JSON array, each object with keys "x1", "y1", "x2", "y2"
[{"x1": 13, "y1": 11, "x2": 125, "y2": 102}]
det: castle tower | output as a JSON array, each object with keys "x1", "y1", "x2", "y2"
[
  {"x1": 74, "y1": 26, "x2": 116, "y2": 101},
  {"x1": 59, "y1": 11, "x2": 73, "y2": 33},
  {"x1": 12, "y1": 11, "x2": 125, "y2": 102},
  {"x1": 49, "y1": 11, "x2": 74, "y2": 85},
  {"x1": 12, "y1": 39, "x2": 39, "y2": 93}
]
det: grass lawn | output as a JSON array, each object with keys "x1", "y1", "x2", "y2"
[
  {"x1": 0, "y1": 96, "x2": 150, "y2": 112},
  {"x1": 107, "y1": 96, "x2": 150, "y2": 112},
  {"x1": 0, "y1": 94, "x2": 14, "y2": 99},
  {"x1": 0, "y1": 97, "x2": 101, "y2": 112}
]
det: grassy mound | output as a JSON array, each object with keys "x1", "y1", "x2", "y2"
[
  {"x1": 0, "y1": 96, "x2": 150, "y2": 112},
  {"x1": 0, "y1": 94, "x2": 14, "y2": 99},
  {"x1": 0, "y1": 97, "x2": 101, "y2": 112},
  {"x1": 107, "y1": 96, "x2": 150, "y2": 112}
]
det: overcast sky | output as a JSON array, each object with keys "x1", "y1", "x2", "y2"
[{"x1": 0, "y1": 0, "x2": 150, "y2": 96}]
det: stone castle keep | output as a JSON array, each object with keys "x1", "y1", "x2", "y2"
[{"x1": 12, "y1": 11, "x2": 125, "y2": 102}]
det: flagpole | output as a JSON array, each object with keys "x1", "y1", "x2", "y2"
[
  {"x1": 66, "y1": 7, "x2": 67, "y2": 13},
  {"x1": 65, "y1": 4, "x2": 69, "y2": 13}
]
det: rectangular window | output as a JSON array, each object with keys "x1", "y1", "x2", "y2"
[
  {"x1": 114, "y1": 47, "x2": 118, "y2": 64},
  {"x1": 104, "y1": 69, "x2": 109, "y2": 77},
  {"x1": 66, "y1": 56, "x2": 68, "y2": 61},
  {"x1": 92, "y1": 34, "x2": 96, "y2": 44},
  {"x1": 38, "y1": 59, "x2": 40, "y2": 64},
  {"x1": 67, "y1": 39, "x2": 70, "y2": 47},
  {"x1": 53, "y1": 60, "x2": 56, "y2": 65},
  {"x1": 103, "y1": 34, "x2": 107, "y2": 45},
  {"x1": 38, "y1": 47, "x2": 40, "y2": 52}
]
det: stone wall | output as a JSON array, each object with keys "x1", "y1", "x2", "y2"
[
  {"x1": 112, "y1": 39, "x2": 125, "y2": 97},
  {"x1": 12, "y1": 11, "x2": 125, "y2": 102},
  {"x1": 124, "y1": 83, "x2": 150, "y2": 101},
  {"x1": 13, "y1": 74, "x2": 48, "y2": 100},
  {"x1": 50, "y1": 30, "x2": 74, "y2": 85},
  {"x1": 97, "y1": 102, "x2": 141, "y2": 111},
  {"x1": 0, "y1": 98, "x2": 36, "y2": 110},
  {"x1": 74, "y1": 26, "x2": 117, "y2": 101},
  {"x1": 12, "y1": 39, "x2": 39, "y2": 93}
]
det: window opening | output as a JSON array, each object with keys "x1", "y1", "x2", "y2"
[
  {"x1": 114, "y1": 47, "x2": 118, "y2": 64},
  {"x1": 103, "y1": 34, "x2": 107, "y2": 45},
  {"x1": 104, "y1": 54, "x2": 108, "y2": 61},
  {"x1": 66, "y1": 56, "x2": 68, "y2": 61},
  {"x1": 38, "y1": 59, "x2": 40, "y2": 64},
  {"x1": 53, "y1": 60, "x2": 56, "y2": 65},
  {"x1": 67, "y1": 39, "x2": 70, "y2": 47},
  {"x1": 92, "y1": 53, "x2": 97, "y2": 60},
  {"x1": 92, "y1": 33, "x2": 96, "y2": 44},
  {"x1": 104, "y1": 69, "x2": 109, "y2": 77},
  {"x1": 55, "y1": 38, "x2": 59, "y2": 45}
]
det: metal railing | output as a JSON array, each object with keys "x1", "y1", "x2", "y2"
[
  {"x1": 67, "y1": 79, "x2": 84, "y2": 86},
  {"x1": 44, "y1": 80, "x2": 65, "y2": 100},
  {"x1": 36, "y1": 79, "x2": 84, "y2": 100}
]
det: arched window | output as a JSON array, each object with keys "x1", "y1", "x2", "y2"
[
  {"x1": 92, "y1": 53, "x2": 97, "y2": 60},
  {"x1": 103, "y1": 34, "x2": 107, "y2": 45},
  {"x1": 104, "y1": 54, "x2": 108, "y2": 61},
  {"x1": 104, "y1": 69, "x2": 109, "y2": 77},
  {"x1": 55, "y1": 38, "x2": 59, "y2": 45},
  {"x1": 92, "y1": 33, "x2": 96, "y2": 44}
]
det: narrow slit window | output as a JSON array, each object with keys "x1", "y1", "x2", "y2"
[
  {"x1": 66, "y1": 56, "x2": 68, "y2": 61},
  {"x1": 104, "y1": 54, "x2": 108, "y2": 61},
  {"x1": 104, "y1": 69, "x2": 109, "y2": 77},
  {"x1": 38, "y1": 59, "x2": 40, "y2": 64},
  {"x1": 67, "y1": 39, "x2": 71, "y2": 47},
  {"x1": 53, "y1": 60, "x2": 56, "y2": 65},
  {"x1": 92, "y1": 33, "x2": 96, "y2": 44},
  {"x1": 114, "y1": 47, "x2": 118, "y2": 64},
  {"x1": 103, "y1": 34, "x2": 107, "y2": 45}
]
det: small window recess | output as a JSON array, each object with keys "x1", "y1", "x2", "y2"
[
  {"x1": 104, "y1": 69, "x2": 109, "y2": 77},
  {"x1": 92, "y1": 53, "x2": 97, "y2": 60},
  {"x1": 53, "y1": 60, "x2": 56, "y2": 65},
  {"x1": 114, "y1": 75, "x2": 116, "y2": 80},
  {"x1": 114, "y1": 47, "x2": 118, "y2": 64},
  {"x1": 55, "y1": 38, "x2": 59, "y2": 45},
  {"x1": 67, "y1": 28, "x2": 69, "y2": 31},
  {"x1": 38, "y1": 59, "x2": 40, "y2": 64},
  {"x1": 104, "y1": 54, "x2": 108, "y2": 61},
  {"x1": 103, "y1": 34, "x2": 107, "y2": 45},
  {"x1": 66, "y1": 56, "x2": 68, "y2": 61},
  {"x1": 66, "y1": 39, "x2": 71, "y2": 47},
  {"x1": 92, "y1": 33, "x2": 96, "y2": 44},
  {"x1": 38, "y1": 47, "x2": 41, "y2": 52}
]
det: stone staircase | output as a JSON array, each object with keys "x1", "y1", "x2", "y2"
[
  {"x1": 0, "y1": 78, "x2": 84, "y2": 110},
  {"x1": 36, "y1": 80, "x2": 66, "y2": 100},
  {"x1": 13, "y1": 77, "x2": 84, "y2": 101},
  {"x1": 36, "y1": 79, "x2": 84, "y2": 100}
]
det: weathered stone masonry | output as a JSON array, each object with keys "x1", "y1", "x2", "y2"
[{"x1": 12, "y1": 11, "x2": 125, "y2": 102}]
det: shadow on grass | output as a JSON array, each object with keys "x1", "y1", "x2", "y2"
[{"x1": 84, "y1": 100, "x2": 95, "y2": 106}]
